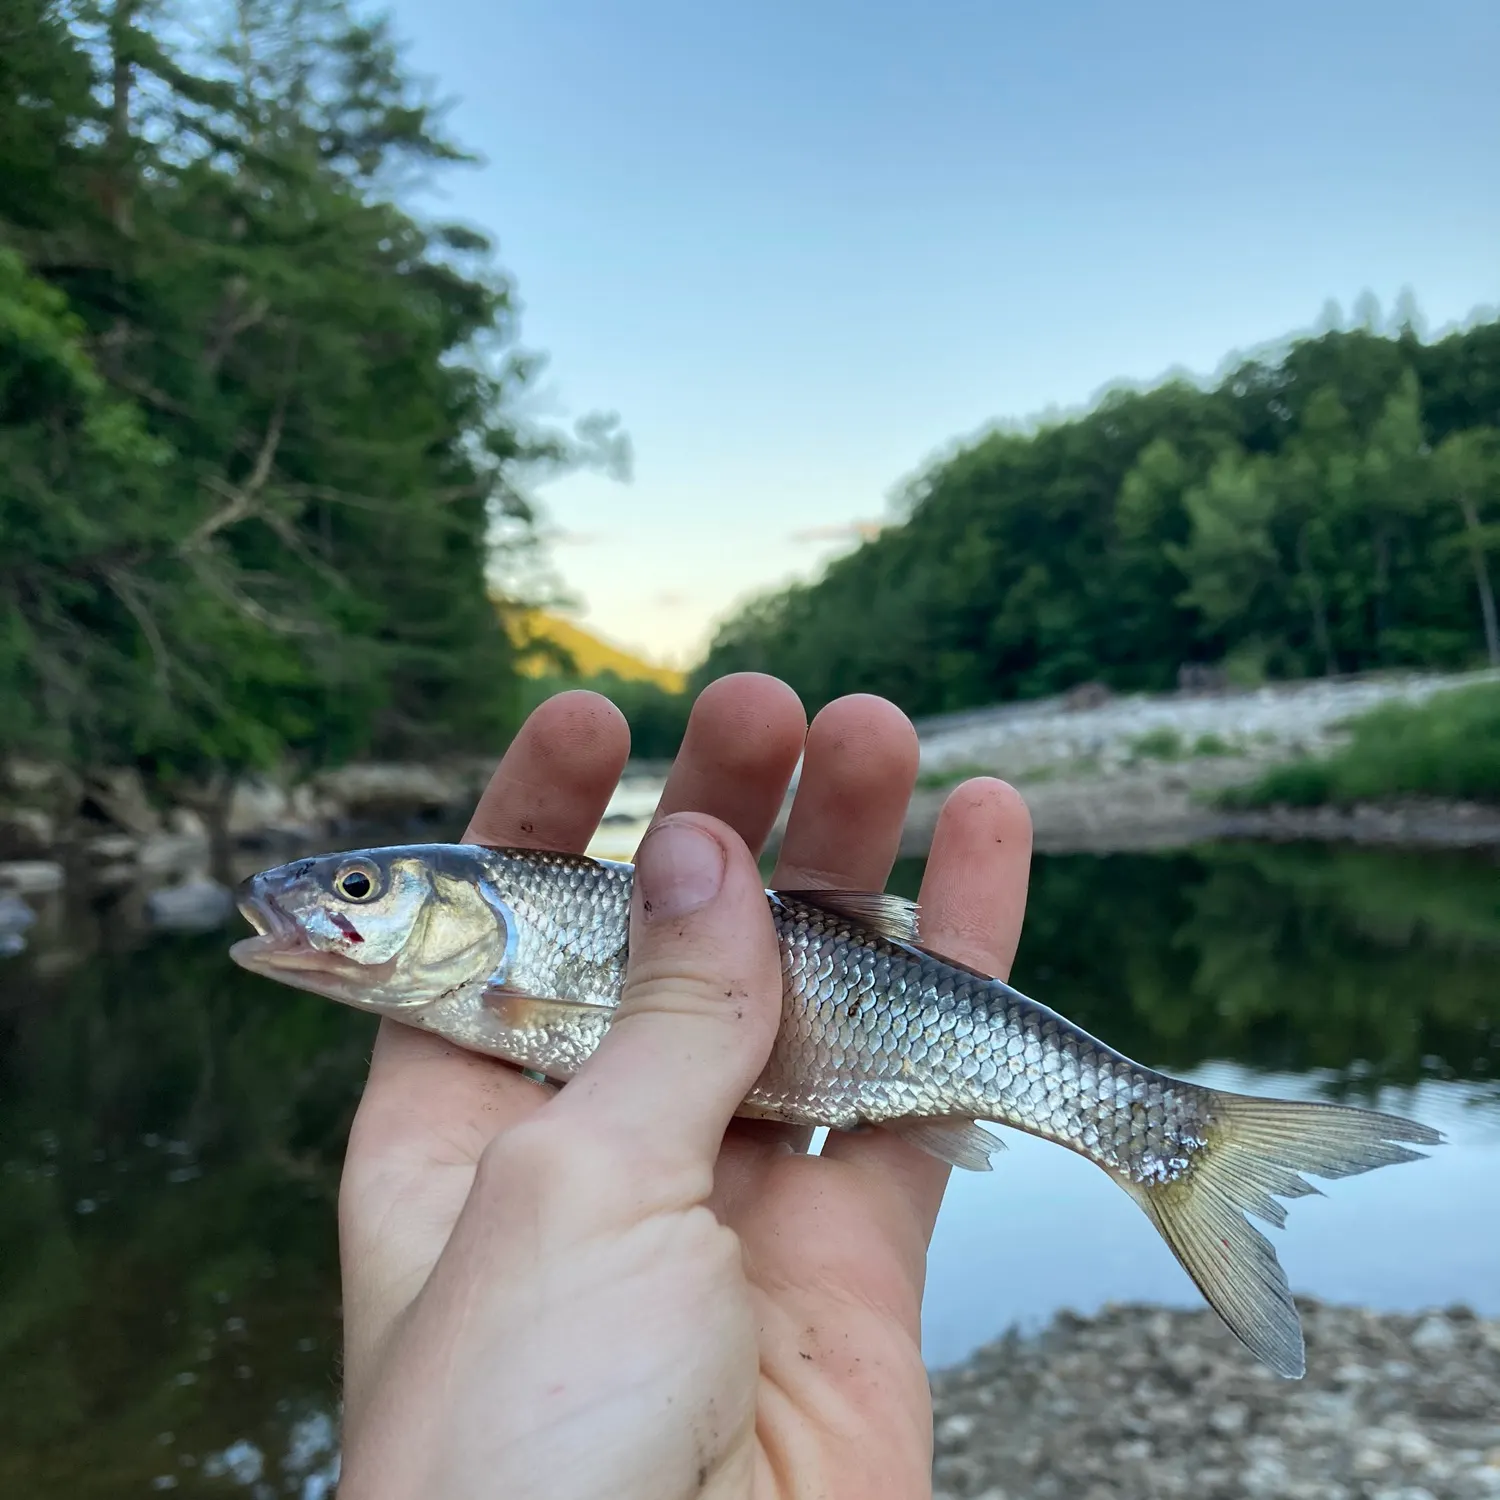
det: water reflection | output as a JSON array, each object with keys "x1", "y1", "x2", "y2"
[{"x1": 1, "y1": 843, "x2": 1497, "y2": 1493}]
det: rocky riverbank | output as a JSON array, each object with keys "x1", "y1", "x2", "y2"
[
  {"x1": 898, "y1": 668, "x2": 1500, "y2": 856},
  {"x1": 930, "y1": 1302, "x2": 1500, "y2": 1500},
  {"x1": 6, "y1": 668, "x2": 1500, "y2": 923}
]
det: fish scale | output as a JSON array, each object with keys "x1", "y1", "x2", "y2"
[{"x1": 230, "y1": 839, "x2": 1443, "y2": 1379}]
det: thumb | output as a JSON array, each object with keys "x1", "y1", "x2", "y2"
[{"x1": 551, "y1": 811, "x2": 784, "y2": 1171}]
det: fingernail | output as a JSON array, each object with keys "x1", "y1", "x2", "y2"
[{"x1": 637, "y1": 820, "x2": 725, "y2": 919}]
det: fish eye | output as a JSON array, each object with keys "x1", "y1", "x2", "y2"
[{"x1": 333, "y1": 862, "x2": 379, "y2": 902}]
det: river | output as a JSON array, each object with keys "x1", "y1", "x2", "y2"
[{"x1": 1, "y1": 839, "x2": 1497, "y2": 1496}]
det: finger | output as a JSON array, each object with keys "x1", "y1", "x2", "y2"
[
  {"x1": 463, "y1": 688, "x2": 631, "y2": 849},
  {"x1": 549, "y1": 812, "x2": 783, "y2": 1202},
  {"x1": 709, "y1": 695, "x2": 918, "y2": 1183},
  {"x1": 770, "y1": 694, "x2": 920, "y2": 892},
  {"x1": 819, "y1": 777, "x2": 1033, "y2": 1243},
  {"x1": 648, "y1": 672, "x2": 807, "y2": 855},
  {"x1": 355, "y1": 690, "x2": 632, "y2": 1147}
]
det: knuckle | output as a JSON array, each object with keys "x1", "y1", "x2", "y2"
[
  {"x1": 619, "y1": 965, "x2": 761, "y2": 1025},
  {"x1": 475, "y1": 1112, "x2": 588, "y2": 1199}
]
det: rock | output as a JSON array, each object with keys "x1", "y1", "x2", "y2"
[
  {"x1": 167, "y1": 807, "x2": 208, "y2": 840},
  {"x1": 227, "y1": 778, "x2": 297, "y2": 837},
  {"x1": 84, "y1": 767, "x2": 162, "y2": 836},
  {"x1": 1391, "y1": 1429, "x2": 1437, "y2": 1465},
  {"x1": 0, "y1": 891, "x2": 35, "y2": 956},
  {"x1": 926, "y1": 1302, "x2": 1500, "y2": 1499},
  {"x1": 1411, "y1": 1315, "x2": 1458, "y2": 1354},
  {"x1": 138, "y1": 831, "x2": 213, "y2": 877},
  {"x1": 146, "y1": 878, "x2": 236, "y2": 933},
  {"x1": 0, "y1": 860, "x2": 65, "y2": 895},
  {"x1": 0, "y1": 758, "x2": 80, "y2": 820},
  {"x1": 0, "y1": 807, "x2": 54, "y2": 858},
  {"x1": 312, "y1": 762, "x2": 470, "y2": 820},
  {"x1": 936, "y1": 1412, "x2": 977, "y2": 1444},
  {"x1": 1210, "y1": 1401, "x2": 1248, "y2": 1436},
  {"x1": 1242, "y1": 1454, "x2": 1289, "y2": 1497},
  {"x1": 85, "y1": 832, "x2": 140, "y2": 862},
  {"x1": 1353, "y1": 1438, "x2": 1396, "y2": 1477}
]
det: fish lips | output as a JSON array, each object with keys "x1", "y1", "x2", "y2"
[{"x1": 229, "y1": 874, "x2": 392, "y2": 1000}]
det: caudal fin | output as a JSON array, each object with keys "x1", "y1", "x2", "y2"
[{"x1": 1120, "y1": 1092, "x2": 1442, "y2": 1378}]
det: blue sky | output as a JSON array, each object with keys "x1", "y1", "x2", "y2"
[{"x1": 390, "y1": 0, "x2": 1499, "y2": 666}]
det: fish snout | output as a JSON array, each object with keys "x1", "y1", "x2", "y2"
[{"x1": 235, "y1": 871, "x2": 296, "y2": 942}]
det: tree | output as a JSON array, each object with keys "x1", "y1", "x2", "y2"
[
  {"x1": 1432, "y1": 430, "x2": 1500, "y2": 666},
  {"x1": 0, "y1": 0, "x2": 597, "y2": 798},
  {"x1": 696, "y1": 319, "x2": 1500, "y2": 716}
]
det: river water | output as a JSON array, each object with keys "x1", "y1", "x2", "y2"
[{"x1": 2, "y1": 840, "x2": 1497, "y2": 1496}]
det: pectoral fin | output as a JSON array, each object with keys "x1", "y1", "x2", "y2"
[{"x1": 479, "y1": 987, "x2": 617, "y2": 1080}]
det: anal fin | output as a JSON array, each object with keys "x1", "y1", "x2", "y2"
[{"x1": 886, "y1": 1116, "x2": 1003, "y2": 1171}]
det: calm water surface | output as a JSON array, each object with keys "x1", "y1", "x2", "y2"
[{"x1": 2, "y1": 842, "x2": 1498, "y2": 1495}]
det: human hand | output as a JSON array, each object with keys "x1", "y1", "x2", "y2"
[{"x1": 336, "y1": 674, "x2": 1032, "y2": 1499}]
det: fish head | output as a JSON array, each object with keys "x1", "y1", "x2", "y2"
[{"x1": 229, "y1": 845, "x2": 513, "y2": 1013}]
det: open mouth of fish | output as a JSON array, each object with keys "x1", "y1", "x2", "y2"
[{"x1": 229, "y1": 881, "x2": 394, "y2": 987}]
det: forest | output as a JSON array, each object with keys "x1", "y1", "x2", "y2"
[
  {"x1": 696, "y1": 315, "x2": 1500, "y2": 719},
  {"x1": 0, "y1": 0, "x2": 612, "y2": 797}
]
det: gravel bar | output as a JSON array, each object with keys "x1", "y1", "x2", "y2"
[{"x1": 930, "y1": 1302, "x2": 1500, "y2": 1500}]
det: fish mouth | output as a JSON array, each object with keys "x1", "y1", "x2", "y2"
[{"x1": 229, "y1": 877, "x2": 381, "y2": 996}]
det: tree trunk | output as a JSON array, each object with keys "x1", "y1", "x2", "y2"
[
  {"x1": 1457, "y1": 491, "x2": 1500, "y2": 667},
  {"x1": 1297, "y1": 527, "x2": 1338, "y2": 676},
  {"x1": 1372, "y1": 524, "x2": 1391, "y2": 660},
  {"x1": 104, "y1": 1, "x2": 136, "y2": 234}
]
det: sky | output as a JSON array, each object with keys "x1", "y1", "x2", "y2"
[{"x1": 388, "y1": 0, "x2": 1499, "y2": 668}]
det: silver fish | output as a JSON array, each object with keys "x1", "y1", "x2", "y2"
[{"x1": 230, "y1": 842, "x2": 1441, "y2": 1378}]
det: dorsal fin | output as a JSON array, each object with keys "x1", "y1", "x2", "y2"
[{"x1": 771, "y1": 889, "x2": 920, "y2": 944}]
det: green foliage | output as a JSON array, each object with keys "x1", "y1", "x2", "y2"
[
  {"x1": 696, "y1": 321, "x2": 1500, "y2": 717},
  {"x1": 1220, "y1": 682, "x2": 1500, "y2": 808},
  {"x1": 0, "y1": 0, "x2": 592, "y2": 788},
  {"x1": 1191, "y1": 733, "x2": 1233, "y2": 757},
  {"x1": 1127, "y1": 727, "x2": 1184, "y2": 762}
]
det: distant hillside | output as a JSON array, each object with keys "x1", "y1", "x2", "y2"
[
  {"x1": 500, "y1": 606, "x2": 687, "y2": 693},
  {"x1": 694, "y1": 316, "x2": 1500, "y2": 720}
]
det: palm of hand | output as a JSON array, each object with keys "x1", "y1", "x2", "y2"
[{"x1": 337, "y1": 677, "x2": 1031, "y2": 1498}]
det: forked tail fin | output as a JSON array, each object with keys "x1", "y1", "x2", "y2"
[{"x1": 1119, "y1": 1092, "x2": 1442, "y2": 1378}]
